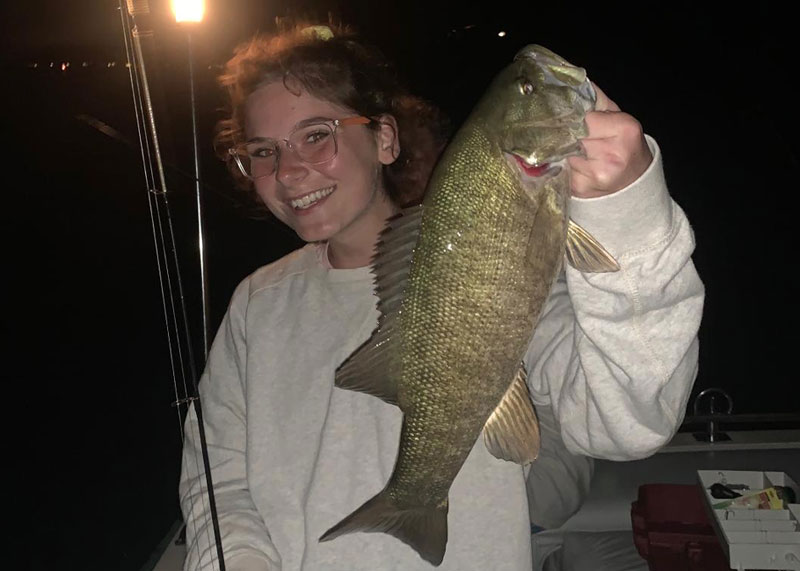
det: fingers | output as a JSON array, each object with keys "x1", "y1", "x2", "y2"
[
  {"x1": 569, "y1": 80, "x2": 653, "y2": 197},
  {"x1": 583, "y1": 110, "x2": 633, "y2": 142},
  {"x1": 570, "y1": 109, "x2": 653, "y2": 197},
  {"x1": 568, "y1": 154, "x2": 616, "y2": 199}
]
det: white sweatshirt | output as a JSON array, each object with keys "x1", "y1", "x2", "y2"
[{"x1": 180, "y1": 136, "x2": 704, "y2": 570}]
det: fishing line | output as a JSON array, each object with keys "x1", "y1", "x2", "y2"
[
  {"x1": 119, "y1": 2, "x2": 192, "y2": 439},
  {"x1": 123, "y1": 7, "x2": 211, "y2": 569},
  {"x1": 121, "y1": 4, "x2": 213, "y2": 568},
  {"x1": 187, "y1": 29, "x2": 211, "y2": 357},
  {"x1": 73, "y1": 114, "x2": 301, "y2": 235},
  {"x1": 119, "y1": 1, "x2": 226, "y2": 569},
  {"x1": 118, "y1": 0, "x2": 190, "y2": 508}
]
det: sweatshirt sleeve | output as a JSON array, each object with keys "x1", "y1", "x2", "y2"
[
  {"x1": 524, "y1": 135, "x2": 705, "y2": 460},
  {"x1": 180, "y1": 279, "x2": 282, "y2": 571}
]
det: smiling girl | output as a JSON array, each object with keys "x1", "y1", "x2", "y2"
[{"x1": 180, "y1": 23, "x2": 704, "y2": 571}]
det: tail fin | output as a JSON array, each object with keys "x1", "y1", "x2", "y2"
[{"x1": 319, "y1": 490, "x2": 449, "y2": 566}]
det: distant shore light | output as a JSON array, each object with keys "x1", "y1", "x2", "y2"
[
  {"x1": 173, "y1": 0, "x2": 204, "y2": 22},
  {"x1": 498, "y1": 31, "x2": 507, "y2": 37}
]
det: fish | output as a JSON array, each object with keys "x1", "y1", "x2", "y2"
[{"x1": 319, "y1": 44, "x2": 620, "y2": 566}]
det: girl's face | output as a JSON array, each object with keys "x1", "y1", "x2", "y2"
[{"x1": 244, "y1": 82, "x2": 398, "y2": 260}]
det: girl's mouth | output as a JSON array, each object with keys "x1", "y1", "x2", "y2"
[{"x1": 290, "y1": 186, "x2": 335, "y2": 210}]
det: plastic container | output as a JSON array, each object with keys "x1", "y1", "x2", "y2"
[
  {"x1": 697, "y1": 470, "x2": 800, "y2": 570},
  {"x1": 631, "y1": 483, "x2": 733, "y2": 571}
]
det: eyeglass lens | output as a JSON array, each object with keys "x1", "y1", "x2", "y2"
[{"x1": 241, "y1": 122, "x2": 337, "y2": 178}]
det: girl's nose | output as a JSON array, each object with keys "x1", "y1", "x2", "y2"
[{"x1": 275, "y1": 146, "x2": 309, "y2": 185}]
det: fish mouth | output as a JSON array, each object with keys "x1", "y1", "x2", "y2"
[{"x1": 505, "y1": 153, "x2": 563, "y2": 180}]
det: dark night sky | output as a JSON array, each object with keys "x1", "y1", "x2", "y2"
[
  {"x1": 0, "y1": 1, "x2": 328, "y2": 59},
  {"x1": 5, "y1": 2, "x2": 798, "y2": 570},
  {"x1": 1, "y1": 1, "x2": 120, "y2": 50},
  {"x1": 5, "y1": 0, "x2": 795, "y2": 408}
]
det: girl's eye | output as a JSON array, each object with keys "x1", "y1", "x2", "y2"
[
  {"x1": 303, "y1": 129, "x2": 330, "y2": 145},
  {"x1": 250, "y1": 145, "x2": 277, "y2": 159}
]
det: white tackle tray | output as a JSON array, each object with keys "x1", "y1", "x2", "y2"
[{"x1": 697, "y1": 470, "x2": 800, "y2": 570}]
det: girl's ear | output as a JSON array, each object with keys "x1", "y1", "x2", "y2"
[{"x1": 375, "y1": 115, "x2": 400, "y2": 166}]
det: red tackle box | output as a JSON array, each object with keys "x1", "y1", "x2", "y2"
[{"x1": 631, "y1": 483, "x2": 733, "y2": 571}]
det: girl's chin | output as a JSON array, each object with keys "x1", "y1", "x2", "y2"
[{"x1": 292, "y1": 222, "x2": 337, "y2": 244}]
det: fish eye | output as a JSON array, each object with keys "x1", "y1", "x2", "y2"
[{"x1": 520, "y1": 80, "x2": 535, "y2": 95}]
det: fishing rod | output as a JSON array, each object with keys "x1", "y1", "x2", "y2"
[
  {"x1": 118, "y1": 1, "x2": 225, "y2": 569},
  {"x1": 75, "y1": 113, "x2": 302, "y2": 231}
]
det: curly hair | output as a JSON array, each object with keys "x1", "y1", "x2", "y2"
[{"x1": 214, "y1": 22, "x2": 451, "y2": 209}]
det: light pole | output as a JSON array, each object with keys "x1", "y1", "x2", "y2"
[{"x1": 173, "y1": 0, "x2": 211, "y2": 359}]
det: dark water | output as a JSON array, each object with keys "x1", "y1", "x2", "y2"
[
  {"x1": 7, "y1": 51, "x2": 300, "y2": 571},
  {"x1": 5, "y1": 3, "x2": 798, "y2": 570}
]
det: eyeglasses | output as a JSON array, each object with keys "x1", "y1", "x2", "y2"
[{"x1": 228, "y1": 116, "x2": 373, "y2": 180}]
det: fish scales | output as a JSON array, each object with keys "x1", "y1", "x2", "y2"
[{"x1": 392, "y1": 128, "x2": 548, "y2": 501}]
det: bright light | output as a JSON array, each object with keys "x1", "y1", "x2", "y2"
[
  {"x1": 61, "y1": 63, "x2": 67, "y2": 72},
  {"x1": 172, "y1": 0, "x2": 204, "y2": 22},
  {"x1": 498, "y1": 31, "x2": 506, "y2": 37}
]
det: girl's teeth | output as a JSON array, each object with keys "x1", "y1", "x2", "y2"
[{"x1": 291, "y1": 187, "x2": 334, "y2": 210}]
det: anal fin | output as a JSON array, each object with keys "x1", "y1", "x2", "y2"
[
  {"x1": 483, "y1": 364, "x2": 541, "y2": 464},
  {"x1": 565, "y1": 219, "x2": 620, "y2": 273}
]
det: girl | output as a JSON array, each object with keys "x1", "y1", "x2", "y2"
[{"x1": 180, "y1": 24, "x2": 704, "y2": 571}]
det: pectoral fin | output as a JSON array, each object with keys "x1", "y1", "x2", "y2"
[
  {"x1": 483, "y1": 364, "x2": 541, "y2": 464},
  {"x1": 565, "y1": 219, "x2": 620, "y2": 273},
  {"x1": 334, "y1": 206, "x2": 423, "y2": 406}
]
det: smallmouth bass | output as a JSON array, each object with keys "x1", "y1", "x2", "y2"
[{"x1": 321, "y1": 44, "x2": 618, "y2": 566}]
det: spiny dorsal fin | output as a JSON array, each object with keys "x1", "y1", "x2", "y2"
[
  {"x1": 483, "y1": 364, "x2": 541, "y2": 464},
  {"x1": 565, "y1": 219, "x2": 620, "y2": 273},
  {"x1": 333, "y1": 205, "x2": 424, "y2": 405}
]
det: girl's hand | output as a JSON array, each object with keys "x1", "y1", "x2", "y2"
[{"x1": 569, "y1": 83, "x2": 653, "y2": 198}]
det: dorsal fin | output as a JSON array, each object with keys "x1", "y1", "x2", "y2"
[
  {"x1": 483, "y1": 364, "x2": 541, "y2": 464},
  {"x1": 565, "y1": 219, "x2": 620, "y2": 273},
  {"x1": 334, "y1": 205, "x2": 424, "y2": 405}
]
